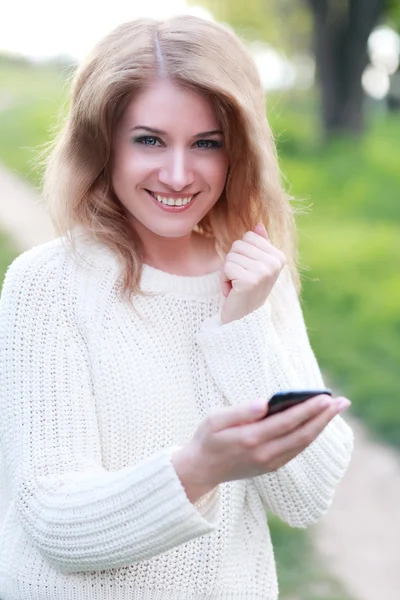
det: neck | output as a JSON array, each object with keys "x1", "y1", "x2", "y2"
[
  {"x1": 144, "y1": 235, "x2": 197, "y2": 275},
  {"x1": 130, "y1": 219, "x2": 220, "y2": 276}
]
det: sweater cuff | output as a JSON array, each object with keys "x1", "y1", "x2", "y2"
[
  {"x1": 24, "y1": 445, "x2": 222, "y2": 573},
  {"x1": 253, "y1": 414, "x2": 354, "y2": 527},
  {"x1": 199, "y1": 300, "x2": 272, "y2": 335},
  {"x1": 196, "y1": 300, "x2": 273, "y2": 359},
  {"x1": 169, "y1": 446, "x2": 221, "y2": 524},
  {"x1": 195, "y1": 301, "x2": 278, "y2": 405}
]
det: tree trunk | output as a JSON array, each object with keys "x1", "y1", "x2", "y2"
[{"x1": 306, "y1": 0, "x2": 384, "y2": 138}]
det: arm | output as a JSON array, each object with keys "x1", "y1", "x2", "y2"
[
  {"x1": 0, "y1": 249, "x2": 220, "y2": 574},
  {"x1": 196, "y1": 267, "x2": 353, "y2": 527}
]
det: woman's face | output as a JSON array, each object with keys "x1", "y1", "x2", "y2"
[{"x1": 111, "y1": 79, "x2": 229, "y2": 240}]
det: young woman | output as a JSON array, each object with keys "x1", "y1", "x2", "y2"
[{"x1": 0, "y1": 15, "x2": 353, "y2": 600}]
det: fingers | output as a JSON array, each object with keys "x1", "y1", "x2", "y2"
[
  {"x1": 202, "y1": 399, "x2": 268, "y2": 434},
  {"x1": 255, "y1": 396, "x2": 351, "y2": 465},
  {"x1": 228, "y1": 238, "x2": 286, "y2": 273},
  {"x1": 223, "y1": 262, "x2": 252, "y2": 287},
  {"x1": 225, "y1": 251, "x2": 281, "y2": 277},
  {"x1": 232, "y1": 235, "x2": 283, "y2": 261},
  {"x1": 205, "y1": 394, "x2": 338, "y2": 441},
  {"x1": 266, "y1": 399, "x2": 349, "y2": 463},
  {"x1": 229, "y1": 240, "x2": 279, "y2": 264},
  {"x1": 224, "y1": 237, "x2": 286, "y2": 287},
  {"x1": 222, "y1": 225, "x2": 286, "y2": 296},
  {"x1": 251, "y1": 393, "x2": 333, "y2": 440},
  {"x1": 196, "y1": 396, "x2": 351, "y2": 484}
]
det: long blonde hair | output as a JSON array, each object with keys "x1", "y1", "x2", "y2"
[{"x1": 42, "y1": 15, "x2": 300, "y2": 298}]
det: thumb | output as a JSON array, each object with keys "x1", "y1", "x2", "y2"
[
  {"x1": 206, "y1": 399, "x2": 268, "y2": 433},
  {"x1": 221, "y1": 266, "x2": 232, "y2": 297},
  {"x1": 254, "y1": 222, "x2": 269, "y2": 240}
]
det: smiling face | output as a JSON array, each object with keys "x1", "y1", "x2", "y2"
[{"x1": 111, "y1": 78, "x2": 230, "y2": 244}]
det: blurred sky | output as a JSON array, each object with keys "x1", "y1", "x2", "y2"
[{"x1": 0, "y1": 0, "x2": 196, "y2": 60}]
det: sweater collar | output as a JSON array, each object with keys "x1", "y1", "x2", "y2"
[
  {"x1": 69, "y1": 231, "x2": 222, "y2": 297},
  {"x1": 140, "y1": 264, "x2": 222, "y2": 297}
]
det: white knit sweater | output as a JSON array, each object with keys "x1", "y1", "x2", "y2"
[{"x1": 0, "y1": 235, "x2": 353, "y2": 600}]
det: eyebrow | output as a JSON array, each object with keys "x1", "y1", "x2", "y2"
[{"x1": 129, "y1": 125, "x2": 223, "y2": 138}]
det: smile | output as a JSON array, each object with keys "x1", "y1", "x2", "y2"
[{"x1": 147, "y1": 191, "x2": 195, "y2": 206}]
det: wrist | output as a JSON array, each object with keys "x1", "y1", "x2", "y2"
[
  {"x1": 221, "y1": 296, "x2": 270, "y2": 326},
  {"x1": 171, "y1": 445, "x2": 215, "y2": 504}
]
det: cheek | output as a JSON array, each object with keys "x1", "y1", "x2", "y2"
[
  {"x1": 112, "y1": 147, "x2": 152, "y2": 188},
  {"x1": 210, "y1": 154, "x2": 229, "y2": 193}
]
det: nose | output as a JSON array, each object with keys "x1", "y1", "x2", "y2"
[{"x1": 158, "y1": 147, "x2": 195, "y2": 191}]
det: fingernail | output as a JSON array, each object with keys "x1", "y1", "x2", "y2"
[
  {"x1": 251, "y1": 399, "x2": 266, "y2": 413},
  {"x1": 336, "y1": 398, "x2": 351, "y2": 412}
]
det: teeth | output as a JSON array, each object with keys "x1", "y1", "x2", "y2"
[{"x1": 155, "y1": 194, "x2": 193, "y2": 206}]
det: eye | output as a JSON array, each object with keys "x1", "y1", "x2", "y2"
[
  {"x1": 194, "y1": 139, "x2": 223, "y2": 150},
  {"x1": 133, "y1": 135, "x2": 162, "y2": 146}
]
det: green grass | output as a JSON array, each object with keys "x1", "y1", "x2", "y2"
[
  {"x1": 0, "y1": 230, "x2": 18, "y2": 280},
  {"x1": 0, "y1": 55, "x2": 72, "y2": 188},
  {"x1": 269, "y1": 515, "x2": 350, "y2": 599}
]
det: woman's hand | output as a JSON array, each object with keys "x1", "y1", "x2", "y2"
[
  {"x1": 172, "y1": 394, "x2": 351, "y2": 503},
  {"x1": 220, "y1": 223, "x2": 286, "y2": 325}
]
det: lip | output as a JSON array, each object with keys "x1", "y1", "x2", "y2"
[{"x1": 146, "y1": 190, "x2": 198, "y2": 213}]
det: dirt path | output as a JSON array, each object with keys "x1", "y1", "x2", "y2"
[
  {"x1": 0, "y1": 163, "x2": 55, "y2": 249},
  {"x1": 313, "y1": 417, "x2": 400, "y2": 600},
  {"x1": 1, "y1": 163, "x2": 400, "y2": 600}
]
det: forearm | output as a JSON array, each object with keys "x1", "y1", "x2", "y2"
[
  {"x1": 1, "y1": 255, "x2": 221, "y2": 575},
  {"x1": 16, "y1": 447, "x2": 221, "y2": 573},
  {"x1": 171, "y1": 446, "x2": 217, "y2": 504},
  {"x1": 196, "y1": 301, "x2": 286, "y2": 407},
  {"x1": 253, "y1": 414, "x2": 354, "y2": 527},
  {"x1": 196, "y1": 268, "x2": 353, "y2": 526}
]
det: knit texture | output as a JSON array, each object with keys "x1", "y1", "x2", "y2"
[{"x1": 0, "y1": 235, "x2": 353, "y2": 600}]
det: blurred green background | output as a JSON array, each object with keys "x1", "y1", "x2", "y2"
[{"x1": 1, "y1": 1, "x2": 399, "y2": 598}]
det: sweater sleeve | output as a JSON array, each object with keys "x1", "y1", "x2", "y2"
[
  {"x1": 0, "y1": 249, "x2": 221, "y2": 574},
  {"x1": 196, "y1": 267, "x2": 353, "y2": 528}
]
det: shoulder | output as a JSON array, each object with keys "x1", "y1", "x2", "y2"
[
  {"x1": 2, "y1": 238, "x2": 71, "y2": 289},
  {"x1": 0, "y1": 234, "x2": 119, "y2": 311}
]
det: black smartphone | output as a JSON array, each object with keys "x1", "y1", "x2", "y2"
[{"x1": 264, "y1": 389, "x2": 332, "y2": 418}]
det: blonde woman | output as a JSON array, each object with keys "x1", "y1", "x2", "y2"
[{"x1": 0, "y1": 15, "x2": 353, "y2": 600}]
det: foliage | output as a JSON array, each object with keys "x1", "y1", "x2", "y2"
[
  {"x1": 385, "y1": 0, "x2": 400, "y2": 27},
  {"x1": 0, "y1": 231, "x2": 17, "y2": 283},
  {"x1": 192, "y1": 0, "x2": 399, "y2": 136},
  {"x1": 187, "y1": 0, "x2": 312, "y2": 54},
  {"x1": 268, "y1": 93, "x2": 400, "y2": 446},
  {"x1": 191, "y1": 0, "x2": 399, "y2": 52},
  {"x1": 0, "y1": 56, "x2": 72, "y2": 188}
]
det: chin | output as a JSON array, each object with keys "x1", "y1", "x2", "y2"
[{"x1": 144, "y1": 221, "x2": 196, "y2": 239}]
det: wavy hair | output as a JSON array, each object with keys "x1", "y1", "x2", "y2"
[{"x1": 42, "y1": 15, "x2": 300, "y2": 298}]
